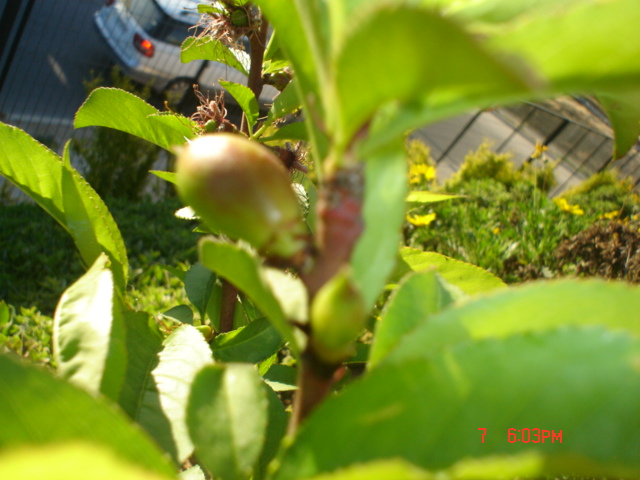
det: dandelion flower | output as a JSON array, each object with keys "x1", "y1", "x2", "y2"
[
  {"x1": 554, "y1": 197, "x2": 584, "y2": 215},
  {"x1": 407, "y1": 212, "x2": 437, "y2": 226}
]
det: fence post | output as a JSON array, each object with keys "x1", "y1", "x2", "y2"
[{"x1": 0, "y1": 0, "x2": 36, "y2": 95}]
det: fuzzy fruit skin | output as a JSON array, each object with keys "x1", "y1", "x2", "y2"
[
  {"x1": 310, "y1": 269, "x2": 367, "y2": 364},
  {"x1": 176, "y1": 134, "x2": 306, "y2": 258}
]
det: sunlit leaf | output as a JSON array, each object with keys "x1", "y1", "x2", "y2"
[
  {"x1": 406, "y1": 191, "x2": 458, "y2": 204},
  {"x1": 0, "y1": 355, "x2": 175, "y2": 476},
  {"x1": 187, "y1": 363, "x2": 268, "y2": 480},
  {"x1": 272, "y1": 328, "x2": 640, "y2": 479},
  {"x1": 0, "y1": 123, "x2": 128, "y2": 289},
  {"x1": 598, "y1": 90, "x2": 640, "y2": 159},
  {"x1": 220, "y1": 80, "x2": 259, "y2": 131},
  {"x1": 54, "y1": 254, "x2": 126, "y2": 401},
  {"x1": 75, "y1": 88, "x2": 194, "y2": 151},
  {"x1": 0, "y1": 443, "x2": 173, "y2": 480},
  {"x1": 211, "y1": 317, "x2": 283, "y2": 364},
  {"x1": 199, "y1": 238, "x2": 301, "y2": 355},
  {"x1": 333, "y1": 5, "x2": 530, "y2": 147},
  {"x1": 369, "y1": 271, "x2": 453, "y2": 366},
  {"x1": 136, "y1": 325, "x2": 214, "y2": 463},
  {"x1": 397, "y1": 248, "x2": 506, "y2": 295},
  {"x1": 387, "y1": 279, "x2": 640, "y2": 364},
  {"x1": 351, "y1": 139, "x2": 407, "y2": 310},
  {"x1": 181, "y1": 36, "x2": 249, "y2": 76}
]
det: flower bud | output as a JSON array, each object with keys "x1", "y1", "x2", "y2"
[
  {"x1": 310, "y1": 268, "x2": 367, "y2": 364},
  {"x1": 175, "y1": 133, "x2": 307, "y2": 258}
]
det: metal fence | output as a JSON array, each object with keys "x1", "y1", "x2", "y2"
[{"x1": 1, "y1": 0, "x2": 639, "y2": 200}]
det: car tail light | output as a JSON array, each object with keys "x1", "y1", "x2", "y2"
[{"x1": 133, "y1": 33, "x2": 154, "y2": 57}]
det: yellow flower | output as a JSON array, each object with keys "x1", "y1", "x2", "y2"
[
  {"x1": 531, "y1": 141, "x2": 548, "y2": 159},
  {"x1": 601, "y1": 210, "x2": 620, "y2": 220},
  {"x1": 409, "y1": 163, "x2": 436, "y2": 184},
  {"x1": 554, "y1": 197, "x2": 584, "y2": 215},
  {"x1": 407, "y1": 212, "x2": 437, "y2": 226},
  {"x1": 493, "y1": 227, "x2": 501, "y2": 235}
]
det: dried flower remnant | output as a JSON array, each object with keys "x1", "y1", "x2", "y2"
[
  {"x1": 190, "y1": 87, "x2": 237, "y2": 133},
  {"x1": 193, "y1": 3, "x2": 259, "y2": 51}
]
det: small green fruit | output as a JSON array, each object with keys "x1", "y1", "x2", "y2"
[
  {"x1": 176, "y1": 133, "x2": 306, "y2": 258},
  {"x1": 310, "y1": 268, "x2": 366, "y2": 364}
]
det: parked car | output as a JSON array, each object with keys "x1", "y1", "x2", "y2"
[{"x1": 94, "y1": 0, "x2": 276, "y2": 111}]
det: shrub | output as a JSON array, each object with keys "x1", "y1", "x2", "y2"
[{"x1": 445, "y1": 141, "x2": 523, "y2": 189}]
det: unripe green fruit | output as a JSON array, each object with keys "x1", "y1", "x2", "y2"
[
  {"x1": 310, "y1": 268, "x2": 366, "y2": 364},
  {"x1": 176, "y1": 134, "x2": 306, "y2": 258}
]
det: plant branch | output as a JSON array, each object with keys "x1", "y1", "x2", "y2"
[
  {"x1": 240, "y1": 12, "x2": 269, "y2": 135},
  {"x1": 219, "y1": 279, "x2": 238, "y2": 333},
  {"x1": 290, "y1": 165, "x2": 365, "y2": 431}
]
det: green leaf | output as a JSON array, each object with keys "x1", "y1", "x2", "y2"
[
  {"x1": 211, "y1": 317, "x2": 283, "y2": 364},
  {"x1": 369, "y1": 271, "x2": 453, "y2": 366},
  {"x1": 185, "y1": 262, "x2": 217, "y2": 320},
  {"x1": 488, "y1": 0, "x2": 640, "y2": 94},
  {"x1": 256, "y1": 384, "x2": 289, "y2": 478},
  {"x1": 0, "y1": 443, "x2": 174, "y2": 480},
  {"x1": 181, "y1": 36, "x2": 249, "y2": 76},
  {"x1": 351, "y1": 139, "x2": 407, "y2": 310},
  {"x1": 333, "y1": 5, "x2": 530, "y2": 147},
  {"x1": 397, "y1": 248, "x2": 506, "y2": 295},
  {"x1": 598, "y1": 90, "x2": 640, "y2": 159},
  {"x1": 199, "y1": 238, "x2": 301, "y2": 355},
  {"x1": 187, "y1": 363, "x2": 268, "y2": 480},
  {"x1": 161, "y1": 305, "x2": 194, "y2": 325},
  {"x1": 135, "y1": 325, "x2": 214, "y2": 464},
  {"x1": 262, "y1": 268, "x2": 308, "y2": 324},
  {"x1": 272, "y1": 328, "x2": 640, "y2": 479},
  {"x1": 220, "y1": 81, "x2": 259, "y2": 131},
  {"x1": 116, "y1": 311, "x2": 163, "y2": 418},
  {"x1": 151, "y1": 170, "x2": 177, "y2": 185},
  {"x1": 406, "y1": 191, "x2": 459, "y2": 204},
  {"x1": 180, "y1": 465, "x2": 206, "y2": 480},
  {"x1": 265, "y1": 78, "x2": 302, "y2": 126},
  {"x1": 0, "y1": 354, "x2": 175, "y2": 477},
  {"x1": 263, "y1": 364, "x2": 297, "y2": 392},
  {"x1": 74, "y1": 88, "x2": 195, "y2": 151},
  {"x1": 0, "y1": 123, "x2": 128, "y2": 289},
  {"x1": 305, "y1": 460, "x2": 432, "y2": 480},
  {"x1": 54, "y1": 254, "x2": 127, "y2": 401},
  {"x1": 387, "y1": 279, "x2": 640, "y2": 365},
  {"x1": 261, "y1": 122, "x2": 308, "y2": 143}
]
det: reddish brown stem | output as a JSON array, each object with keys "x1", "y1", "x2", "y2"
[
  {"x1": 219, "y1": 279, "x2": 238, "y2": 333},
  {"x1": 288, "y1": 350, "x2": 346, "y2": 434},
  {"x1": 300, "y1": 166, "x2": 364, "y2": 298},
  {"x1": 240, "y1": 14, "x2": 268, "y2": 135}
]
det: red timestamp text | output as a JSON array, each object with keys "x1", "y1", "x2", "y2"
[{"x1": 508, "y1": 428, "x2": 562, "y2": 443}]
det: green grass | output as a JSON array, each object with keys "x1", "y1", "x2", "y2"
[{"x1": 0, "y1": 197, "x2": 199, "y2": 366}]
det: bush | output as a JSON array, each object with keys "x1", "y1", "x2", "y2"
[{"x1": 445, "y1": 141, "x2": 523, "y2": 189}]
